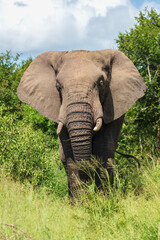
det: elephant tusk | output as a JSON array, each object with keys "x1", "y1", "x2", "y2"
[
  {"x1": 93, "y1": 118, "x2": 103, "y2": 132},
  {"x1": 57, "y1": 122, "x2": 63, "y2": 135}
]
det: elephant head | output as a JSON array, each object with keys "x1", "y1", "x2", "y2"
[{"x1": 17, "y1": 50, "x2": 146, "y2": 164}]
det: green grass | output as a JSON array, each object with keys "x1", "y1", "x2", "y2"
[{"x1": 0, "y1": 159, "x2": 160, "y2": 240}]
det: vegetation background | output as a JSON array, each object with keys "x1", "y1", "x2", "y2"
[{"x1": 0, "y1": 8, "x2": 159, "y2": 240}]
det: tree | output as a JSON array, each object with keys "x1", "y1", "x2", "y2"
[
  {"x1": 0, "y1": 51, "x2": 32, "y2": 117},
  {"x1": 116, "y1": 8, "x2": 160, "y2": 154}
]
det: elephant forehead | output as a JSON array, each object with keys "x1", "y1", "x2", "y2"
[
  {"x1": 58, "y1": 59, "x2": 102, "y2": 81},
  {"x1": 63, "y1": 50, "x2": 108, "y2": 66},
  {"x1": 64, "y1": 56, "x2": 93, "y2": 68}
]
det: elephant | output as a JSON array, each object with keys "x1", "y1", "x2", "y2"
[{"x1": 17, "y1": 49, "x2": 146, "y2": 199}]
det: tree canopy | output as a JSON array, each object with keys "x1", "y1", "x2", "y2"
[{"x1": 116, "y1": 8, "x2": 160, "y2": 154}]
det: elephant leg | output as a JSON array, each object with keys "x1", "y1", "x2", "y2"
[
  {"x1": 92, "y1": 138, "x2": 116, "y2": 190},
  {"x1": 58, "y1": 127, "x2": 81, "y2": 199},
  {"x1": 94, "y1": 156, "x2": 115, "y2": 190},
  {"x1": 92, "y1": 115, "x2": 124, "y2": 190}
]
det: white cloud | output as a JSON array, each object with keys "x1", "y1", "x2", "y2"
[
  {"x1": 0, "y1": 0, "x2": 159, "y2": 58},
  {"x1": 141, "y1": 1, "x2": 160, "y2": 11}
]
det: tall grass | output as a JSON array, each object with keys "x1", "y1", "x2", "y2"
[{"x1": 0, "y1": 158, "x2": 160, "y2": 240}]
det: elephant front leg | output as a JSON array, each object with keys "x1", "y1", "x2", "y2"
[
  {"x1": 58, "y1": 128, "x2": 81, "y2": 200},
  {"x1": 93, "y1": 116, "x2": 124, "y2": 191},
  {"x1": 67, "y1": 158, "x2": 82, "y2": 200},
  {"x1": 106, "y1": 157, "x2": 115, "y2": 187},
  {"x1": 94, "y1": 156, "x2": 115, "y2": 191},
  {"x1": 93, "y1": 135, "x2": 116, "y2": 190}
]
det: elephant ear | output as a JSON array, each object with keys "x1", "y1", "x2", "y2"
[
  {"x1": 100, "y1": 49, "x2": 146, "y2": 124},
  {"x1": 17, "y1": 51, "x2": 67, "y2": 122}
]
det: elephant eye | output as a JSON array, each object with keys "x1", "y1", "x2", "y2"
[
  {"x1": 56, "y1": 81, "x2": 62, "y2": 92},
  {"x1": 98, "y1": 76, "x2": 104, "y2": 87},
  {"x1": 56, "y1": 81, "x2": 63, "y2": 103}
]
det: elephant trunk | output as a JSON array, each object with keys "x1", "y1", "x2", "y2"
[{"x1": 66, "y1": 101, "x2": 93, "y2": 162}]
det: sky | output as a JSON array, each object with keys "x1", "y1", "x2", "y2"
[{"x1": 0, "y1": 0, "x2": 160, "y2": 59}]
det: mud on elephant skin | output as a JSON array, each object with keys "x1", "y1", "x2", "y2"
[{"x1": 17, "y1": 49, "x2": 146, "y2": 199}]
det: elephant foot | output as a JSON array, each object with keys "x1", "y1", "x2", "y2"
[
  {"x1": 68, "y1": 172, "x2": 92, "y2": 203},
  {"x1": 67, "y1": 158, "x2": 86, "y2": 202}
]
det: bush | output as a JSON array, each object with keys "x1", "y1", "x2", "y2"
[{"x1": 0, "y1": 106, "x2": 67, "y2": 197}]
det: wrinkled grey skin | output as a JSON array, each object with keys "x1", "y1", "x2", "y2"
[{"x1": 17, "y1": 49, "x2": 146, "y2": 199}]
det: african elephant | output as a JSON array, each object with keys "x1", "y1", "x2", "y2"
[{"x1": 17, "y1": 49, "x2": 146, "y2": 199}]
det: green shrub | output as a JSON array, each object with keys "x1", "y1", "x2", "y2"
[{"x1": 0, "y1": 107, "x2": 67, "y2": 197}]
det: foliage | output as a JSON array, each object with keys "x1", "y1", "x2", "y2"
[
  {"x1": 0, "y1": 51, "x2": 31, "y2": 117},
  {"x1": 0, "y1": 107, "x2": 66, "y2": 196},
  {"x1": 22, "y1": 104, "x2": 58, "y2": 136},
  {"x1": 116, "y1": 8, "x2": 160, "y2": 155}
]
